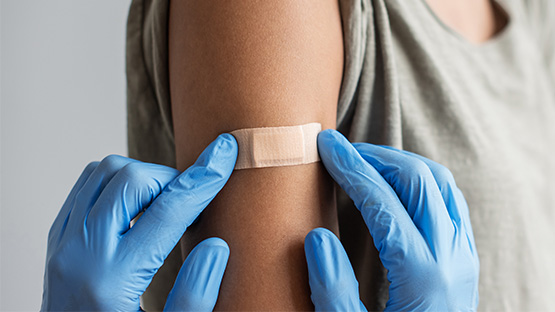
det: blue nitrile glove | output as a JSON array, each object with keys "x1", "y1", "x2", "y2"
[
  {"x1": 304, "y1": 130, "x2": 479, "y2": 311},
  {"x1": 41, "y1": 134, "x2": 238, "y2": 312}
]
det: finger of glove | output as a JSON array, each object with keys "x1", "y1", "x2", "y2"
[
  {"x1": 453, "y1": 188, "x2": 478, "y2": 257},
  {"x1": 368, "y1": 145, "x2": 478, "y2": 257},
  {"x1": 405, "y1": 152, "x2": 478, "y2": 263},
  {"x1": 49, "y1": 161, "x2": 99, "y2": 243},
  {"x1": 305, "y1": 228, "x2": 367, "y2": 312},
  {"x1": 122, "y1": 134, "x2": 237, "y2": 272},
  {"x1": 164, "y1": 237, "x2": 230, "y2": 312},
  {"x1": 372, "y1": 147, "x2": 480, "y2": 309},
  {"x1": 404, "y1": 147, "x2": 478, "y2": 256},
  {"x1": 352, "y1": 143, "x2": 455, "y2": 259},
  {"x1": 372, "y1": 145, "x2": 471, "y2": 232},
  {"x1": 317, "y1": 130, "x2": 426, "y2": 269},
  {"x1": 66, "y1": 155, "x2": 138, "y2": 236},
  {"x1": 85, "y1": 162, "x2": 180, "y2": 237}
]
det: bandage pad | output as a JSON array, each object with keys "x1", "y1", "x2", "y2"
[{"x1": 230, "y1": 123, "x2": 322, "y2": 170}]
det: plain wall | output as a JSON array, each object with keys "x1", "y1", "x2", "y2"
[{"x1": 1, "y1": 1, "x2": 131, "y2": 310}]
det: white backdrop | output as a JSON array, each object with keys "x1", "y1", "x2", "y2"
[{"x1": 1, "y1": 1, "x2": 132, "y2": 310}]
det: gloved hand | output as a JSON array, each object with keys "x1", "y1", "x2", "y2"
[
  {"x1": 41, "y1": 134, "x2": 238, "y2": 312},
  {"x1": 304, "y1": 130, "x2": 479, "y2": 311}
]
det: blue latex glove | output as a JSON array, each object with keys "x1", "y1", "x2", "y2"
[
  {"x1": 304, "y1": 130, "x2": 479, "y2": 311},
  {"x1": 41, "y1": 134, "x2": 238, "y2": 311}
]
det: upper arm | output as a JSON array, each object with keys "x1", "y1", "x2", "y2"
[
  {"x1": 168, "y1": 1, "x2": 344, "y2": 309},
  {"x1": 169, "y1": 0, "x2": 344, "y2": 164}
]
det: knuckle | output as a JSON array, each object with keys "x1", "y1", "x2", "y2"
[
  {"x1": 46, "y1": 253, "x2": 64, "y2": 276},
  {"x1": 430, "y1": 163, "x2": 456, "y2": 186},
  {"x1": 400, "y1": 157, "x2": 432, "y2": 180},
  {"x1": 120, "y1": 162, "x2": 147, "y2": 183},
  {"x1": 83, "y1": 161, "x2": 100, "y2": 174},
  {"x1": 99, "y1": 154, "x2": 127, "y2": 172}
]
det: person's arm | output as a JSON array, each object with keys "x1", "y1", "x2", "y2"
[{"x1": 168, "y1": 0, "x2": 344, "y2": 309}]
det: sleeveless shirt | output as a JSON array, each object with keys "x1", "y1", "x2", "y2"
[{"x1": 125, "y1": 0, "x2": 555, "y2": 310}]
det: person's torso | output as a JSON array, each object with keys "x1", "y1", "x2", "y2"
[
  {"x1": 336, "y1": 0, "x2": 555, "y2": 310},
  {"x1": 126, "y1": 0, "x2": 555, "y2": 310}
]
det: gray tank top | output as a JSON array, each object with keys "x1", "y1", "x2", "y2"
[{"x1": 126, "y1": 0, "x2": 555, "y2": 310}]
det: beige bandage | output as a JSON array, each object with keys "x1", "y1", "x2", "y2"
[{"x1": 230, "y1": 123, "x2": 322, "y2": 170}]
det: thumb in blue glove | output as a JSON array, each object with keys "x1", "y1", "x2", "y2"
[
  {"x1": 164, "y1": 237, "x2": 229, "y2": 311},
  {"x1": 304, "y1": 227, "x2": 366, "y2": 312}
]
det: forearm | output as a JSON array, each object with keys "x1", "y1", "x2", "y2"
[{"x1": 168, "y1": 0, "x2": 344, "y2": 309}]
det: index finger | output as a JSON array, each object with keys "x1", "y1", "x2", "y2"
[
  {"x1": 48, "y1": 161, "x2": 99, "y2": 243},
  {"x1": 317, "y1": 130, "x2": 428, "y2": 268}
]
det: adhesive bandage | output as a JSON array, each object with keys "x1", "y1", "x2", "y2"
[{"x1": 230, "y1": 123, "x2": 322, "y2": 170}]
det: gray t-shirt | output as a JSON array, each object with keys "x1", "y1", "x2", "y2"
[{"x1": 125, "y1": 0, "x2": 555, "y2": 310}]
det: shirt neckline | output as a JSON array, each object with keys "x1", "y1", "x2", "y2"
[{"x1": 418, "y1": 0, "x2": 514, "y2": 50}]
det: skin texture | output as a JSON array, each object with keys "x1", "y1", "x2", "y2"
[
  {"x1": 168, "y1": 0, "x2": 343, "y2": 310},
  {"x1": 426, "y1": 0, "x2": 509, "y2": 43}
]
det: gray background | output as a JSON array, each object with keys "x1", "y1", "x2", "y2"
[{"x1": 1, "y1": 1, "x2": 132, "y2": 310}]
